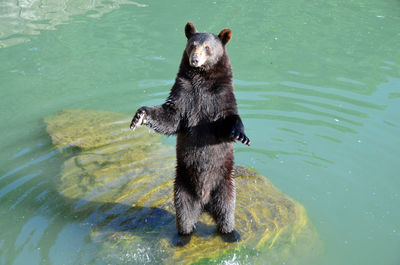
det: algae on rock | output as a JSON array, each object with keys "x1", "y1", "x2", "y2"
[{"x1": 45, "y1": 109, "x2": 320, "y2": 264}]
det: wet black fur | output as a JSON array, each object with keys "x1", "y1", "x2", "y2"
[{"x1": 131, "y1": 23, "x2": 249, "y2": 235}]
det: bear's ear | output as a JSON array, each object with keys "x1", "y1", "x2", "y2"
[
  {"x1": 185, "y1": 22, "x2": 198, "y2": 39},
  {"x1": 218, "y1": 29, "x2": 232, "y2": 45}
]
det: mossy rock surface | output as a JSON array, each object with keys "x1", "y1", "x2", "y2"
[{"x1": 45, "y1": 109, "x2": 320, "y2": 264}]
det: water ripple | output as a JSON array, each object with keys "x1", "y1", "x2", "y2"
[
  {"x1": 9, "y1": 180, "x2": 48, "y2": 210},
  {"x1": 280, "y1": 81, "x2": 384, "y2": 110},
  {"x1": 0, "y1": 149, "x2": 59, "y2": 181},
  {"x1": 0, "y1": 171, "x2": 41, "y2": 199}
]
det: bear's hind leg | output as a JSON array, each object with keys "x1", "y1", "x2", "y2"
[
  {"x1": 207, "y1": 177, "x2": 236, "y2": 234},
  {"x1": 174, "y1": 181, "x2": 202, "y2": 235}
]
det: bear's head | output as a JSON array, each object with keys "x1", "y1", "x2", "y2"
[{"x1": 184, "y1": 22, "x2": 232, "y2": 68}]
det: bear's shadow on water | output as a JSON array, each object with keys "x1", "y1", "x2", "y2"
[{"x1": 59, "y1": 194, "x2": 239, "y2": 248}]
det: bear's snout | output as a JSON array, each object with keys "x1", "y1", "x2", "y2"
[
  {"x1": 189, "y1": 47, "x2": 209, "y2": 68},
  {"x1": 190, "y1": 55, "x2": 200, "y2": 67}
]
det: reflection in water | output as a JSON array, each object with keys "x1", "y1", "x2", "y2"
[{"x1": 0, "y1": 0, "x2": 147, "y2": 48}]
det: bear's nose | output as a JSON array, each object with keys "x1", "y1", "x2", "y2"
[{"x1": 191, "y1": 56, "x2": 199, "y2": 66}]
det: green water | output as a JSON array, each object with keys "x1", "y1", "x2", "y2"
[{"x1": 1, "y1": 0, "x2": 399, "y2": 264}]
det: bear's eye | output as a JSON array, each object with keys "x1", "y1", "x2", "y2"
[{"x1": 205, "y1": 46, "x2": 210, "y2": 52}]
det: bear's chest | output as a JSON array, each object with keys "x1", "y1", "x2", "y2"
[{"x1": 185, "y1": 87, "x2": 221, "y2": 123}]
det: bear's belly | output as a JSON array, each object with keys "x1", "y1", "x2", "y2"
[
  {"x1": 176, "y1": 133, "x2": 234, "y2": 200},
  {"x1": 176, "y1": 133, "x2": 233, "y2": 168}
]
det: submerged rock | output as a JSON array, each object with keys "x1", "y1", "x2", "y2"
[{"x1": 45, "y1": 109, "x2": 320, "y2": 264}]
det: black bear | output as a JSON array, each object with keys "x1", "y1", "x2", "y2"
[{"x1": 130, "y1": 22, "x2": 250, "y2": 236}]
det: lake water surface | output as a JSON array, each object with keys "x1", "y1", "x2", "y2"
[{"x1": 1, "y1": 0, "x2": 399, "y2": 264}]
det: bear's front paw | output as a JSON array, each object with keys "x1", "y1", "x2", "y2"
[
  {"x1": 130, "y1": 108, "x2": 147, "y2": 131},
  {"x1": 232, "y1": 124, "x2": 251, "y2": 146}
]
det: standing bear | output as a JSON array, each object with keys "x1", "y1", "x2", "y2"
[{"x1": 130, "y1": 22, "x2": 250, "y2": 236}]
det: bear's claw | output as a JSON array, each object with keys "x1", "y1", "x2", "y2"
[
  {"x1": 232, "y1": 128, "x2": 251, "y2": 146},
  {"x1": 130, "y1": 109, "x2": 147, "y2": 131}
]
